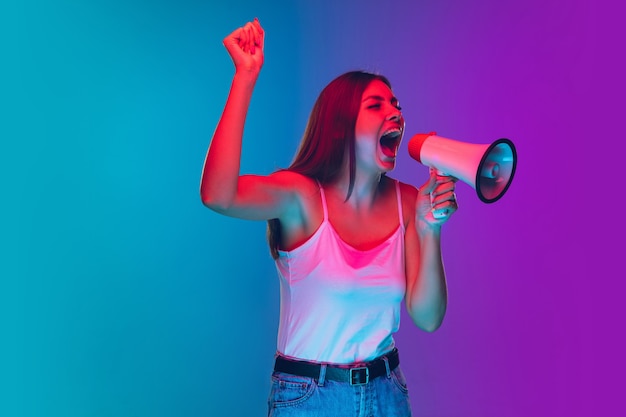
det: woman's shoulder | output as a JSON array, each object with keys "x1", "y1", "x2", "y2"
[
  {"x1": 268, "y1": 170, "x2": 321, "y2": 219},
  {"x1": 268, "y1": 170, "x2": 323, "y2": 249},
  {"x1": 387, "y1": 177, "x2": 418, "y2": 225},
  {"x1": 269, "y1": 170, "x2": 319, "y2": 195},
  {"x1": 387, "y1": 177, "x2": 418, "y2": 200}
]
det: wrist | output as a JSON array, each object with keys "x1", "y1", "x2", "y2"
[
  {"x1": 416, "y1": 220, "x2": 442, "y2": 239},
  {"x1": 233, "y1": 69, "x2": 260, "y2": 84}
]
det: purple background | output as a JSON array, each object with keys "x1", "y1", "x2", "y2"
[
  {"x1": 3, "y1": 0, "x2": 624, "y2": 416},
  {"x1": 294, "y1": 2, "x2": 623, "y2": 415}
]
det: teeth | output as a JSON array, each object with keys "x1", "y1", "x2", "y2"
[
  {"x1": 380, "y1": 127, "x2": 401, "y2": 158},
  {"x1": 381, "y1": 128, "x2": 402, "y2": 138}
]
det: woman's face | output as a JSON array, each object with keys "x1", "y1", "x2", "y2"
[{"x1": 354, "y1": 79, "x2": 405, "y2": 173}]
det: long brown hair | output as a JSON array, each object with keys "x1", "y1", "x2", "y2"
[{"x1": 267, "y1": 71, "x2": 392, "y2": 259}]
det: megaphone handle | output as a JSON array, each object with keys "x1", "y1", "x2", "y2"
[
  {"x1": 430, "y1": 167, "x2": 447, "y2": 176},
  {"x1": 429, "y1": 167, "x2": 448, "y2": 219}
]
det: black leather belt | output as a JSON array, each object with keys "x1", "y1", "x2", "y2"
[{"x1": 274, "y1": 348, "x2": 399, "y2": 385}]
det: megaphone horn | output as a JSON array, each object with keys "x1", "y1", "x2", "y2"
[{"x1": 408, "y1": 132, "x2": 517, "y2": 203}]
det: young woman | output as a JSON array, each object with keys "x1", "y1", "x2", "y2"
[{"x1": 201, "y1": 18, "x2": 458, "y2": 417}]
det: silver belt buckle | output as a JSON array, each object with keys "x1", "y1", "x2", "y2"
[{"x1": 349, "y1": 366, "x2": 369, "y2": 385}]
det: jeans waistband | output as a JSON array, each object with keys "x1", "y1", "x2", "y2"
[{"x1": 273, "y1": 348, "x2": 399, "y2": 385}]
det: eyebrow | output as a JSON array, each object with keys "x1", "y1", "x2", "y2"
[{"x1": 362, "y1": 95, "x2": 399, "y2": 104}]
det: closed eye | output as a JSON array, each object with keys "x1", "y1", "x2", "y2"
[{"x1": 363, "y1": 96, "x2": 401, "y2": 111}]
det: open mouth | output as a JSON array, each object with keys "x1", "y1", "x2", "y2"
[{"x1": 379, "y1": 128, "x2": 402, "y2": 158}]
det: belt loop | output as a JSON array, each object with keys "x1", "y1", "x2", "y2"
[
  {"x1": 382, "y1": 356, "x2": 391, "y2": 378},
  {"x1": 318, "y1": 364, "x2": 327, "y2": 386}
]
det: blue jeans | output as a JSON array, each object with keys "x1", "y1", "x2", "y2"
[{"x1": 267, "y1": 365, "x2": 412, "y2": 416}]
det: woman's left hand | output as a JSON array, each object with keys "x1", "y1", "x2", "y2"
[{"x1": 416, "y1": 168, "x2": 458, "y2": 228}]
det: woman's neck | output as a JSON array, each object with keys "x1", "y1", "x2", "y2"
[{"x1": 331, "y1": 169, "x2": 386, "y2": 209}]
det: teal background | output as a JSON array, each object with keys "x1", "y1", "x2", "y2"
[{"x1": 2, "y1": 0, "x2": 624, "y2": 416}]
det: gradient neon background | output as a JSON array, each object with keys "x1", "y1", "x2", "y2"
[{"x1": 3, "y1": 0, "x2": 624, "y2": 416}]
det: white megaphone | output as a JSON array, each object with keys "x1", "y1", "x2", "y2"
[{"x1": 408, "y1": 132, "x2": 517, "y2": 203}]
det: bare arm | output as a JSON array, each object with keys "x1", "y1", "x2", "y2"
[
  {"x1": 200, "y1": 18, "x2": 264, "y2": 209},
  {"x1": 200, "y1": 71, "x2": 258, "y2": 210},
  {"x1": 200, "y1": 19, "x2": 299, "y2": 221},
  {"x1": 404, "y1": 171, "x2": 458, "y2": 332}
]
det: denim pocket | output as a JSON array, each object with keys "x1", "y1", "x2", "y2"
[
  {"x1": 390, "y1": 367, "x2": 409, "y2": 394},
  {"x1": 269, "y1": 372, "x2": 317, "y2": 408}
]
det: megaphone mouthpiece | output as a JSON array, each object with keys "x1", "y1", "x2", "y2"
[{"x1": 407, "y1": 132, "x2": 434, "y2": 163}]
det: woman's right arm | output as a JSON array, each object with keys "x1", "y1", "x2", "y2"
[
  {"x1": 200, "y1": 19, "x2": 299, "y2": 221},
  {"x1": 200, "y1": 18, "x2": 263, "y2": 209}
]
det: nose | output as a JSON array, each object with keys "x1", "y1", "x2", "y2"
[
  {"x1": 387, "y1": 108, "x2": 402, "y2": 122},
  {"x1": 387, "y1": 107, "x2": 402, "y2": 122}
]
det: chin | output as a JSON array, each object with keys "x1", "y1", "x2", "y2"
[{"x1": 379, "y1": 158, "x2": 397, "y2": 172}]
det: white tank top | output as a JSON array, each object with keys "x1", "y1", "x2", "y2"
[{"x1": 275, "y1": 180, "x2": 406, "y2": 364}]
